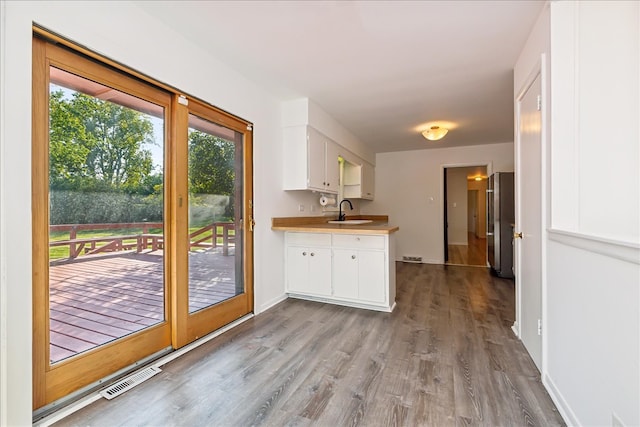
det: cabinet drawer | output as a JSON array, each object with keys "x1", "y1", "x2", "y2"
[
  {"x1": 286, "y1": 232, "x2": 331, "y2": 247},
  {"x1": 332, "y1": 234, "x2": 385, "y2": 249}
]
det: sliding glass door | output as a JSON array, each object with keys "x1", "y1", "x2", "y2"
[
  {"x1": 32, "y1": 35, "x2": 253, "y2": 410},
  {"x1": 172, "y1": 98, "x2": 253, "y2": 347}
]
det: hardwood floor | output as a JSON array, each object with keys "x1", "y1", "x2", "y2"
[
  {"x1": 447, "y1": 232, "x2": 487, "y2": 267},
  {"x1": 53, "y1": 263, "x2": 564, "y2": 427}
]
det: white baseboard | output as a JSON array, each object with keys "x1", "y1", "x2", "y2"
[
  {"x1": 511, "y1": 321, "x2": 520, "y2": 338},
  {"x1": 542, "y1": 374, "x2": 583, "y2": 426},
  {"x1": 287, "y1": 293, "x2": 394, "y2": 312},
  {"x1": 256, "y1": 293, "x2": 288, "y2": 315},
  {"x1": 543, "y1": 372, "x2": 580, "y2": 426}
]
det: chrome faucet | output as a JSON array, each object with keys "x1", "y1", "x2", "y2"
[{"x1": 338, "y1": 199, "x2": 353, "y2": 221}]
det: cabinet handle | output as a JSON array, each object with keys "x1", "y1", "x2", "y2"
[
  {"x1": 302, "y1": 251, "x2": 307, "y2": 256},
  {"x1": 310, "y1": 252, "x2": 315, "y2": 256},
  {"x1": 351, "y1": 255, "x2": 356, "y2": 259}
]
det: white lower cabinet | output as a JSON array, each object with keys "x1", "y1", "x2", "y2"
[
  {"x1": 286, "y1": 246, "x2": 331, "y2": 296},
  {"x1": 333, "y1": 249, "x2": 385, "y2": 303},
  {"x1": 285, "y1": 231, "x2": 395, "y2": 312},
  {"x1": 285, "y1": 233, "x2": 332, "y2": 296}
]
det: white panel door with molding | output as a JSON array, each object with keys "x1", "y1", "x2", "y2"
[{"x1": 516, "y1": 72, "x2": 543, "y2": 370}]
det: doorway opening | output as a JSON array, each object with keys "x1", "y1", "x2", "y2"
[{"x1": 443, "y1": 165, "x2": 488, "y2": 266}]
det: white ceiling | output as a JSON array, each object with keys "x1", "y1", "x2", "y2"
[{"x1": 136, "y1": 1, "x2": 544, "y2": 153}]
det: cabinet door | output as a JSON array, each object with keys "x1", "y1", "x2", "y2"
[
  {"x1": 324, "y1": 140, "x2": 341, "y2": 194},
  {"x1": 286, "y1": 246, "x2": 310, "y2": 293},
  {"x1": 361, "y1": 162, "x2": 375, "y2": 200},
  {"x1": 332, "y1": 249, "x2": 359, "y2": 299},
  {"x1": 358, "y1": 250, "x2": 386, "y2": 303},
  {"x1": 307, "y1": 129, "x2": 327, "y2": 192},
  {"x1": 307, "y1": 248, "x2": 332, "y2": 296}
]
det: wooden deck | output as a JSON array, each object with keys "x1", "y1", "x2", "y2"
[{"x1": 49, "y1": 248, "x2": 237, "y2": 363}]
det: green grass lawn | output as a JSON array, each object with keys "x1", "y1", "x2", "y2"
[{"x1": 49, "y1": 225, "x2": 235, "y2": 260}]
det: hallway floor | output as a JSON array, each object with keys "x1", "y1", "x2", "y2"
[{"x1": 447, "y1": 232, "x2": 487, "y2": 267}]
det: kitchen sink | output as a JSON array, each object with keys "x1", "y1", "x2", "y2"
[{"x1": 327, "y1": 219, "x2": 373, "y2": 225}]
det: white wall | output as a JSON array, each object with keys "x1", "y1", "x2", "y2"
[
  {"x1": 0, "y1": 1, "x2": 338, "y2": 423},
  {"x1": 363, "y1": 143, "x2": 513, "y2": 264},
  {"x1": 514, "y1": 2, "x2": 640, "y2": 426},
  {"x1": 551, "y1": 1, "x2": 639, "y2": 242}
]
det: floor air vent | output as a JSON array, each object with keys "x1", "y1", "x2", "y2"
[{"x1": 100, "y1": 366, "x2": 161, "y2": 400}]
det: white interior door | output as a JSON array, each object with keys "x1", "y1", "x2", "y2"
[{"x1": 516, "y1": 72, "x2": 543, "y2": 370}]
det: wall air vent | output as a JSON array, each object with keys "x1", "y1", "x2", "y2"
[{"x1": 402, "y1": 256, "x2": 422, "y2": 263}]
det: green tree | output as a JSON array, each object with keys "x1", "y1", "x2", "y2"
[
  {"x1": 48, "y1": 88, "x2": 164, "y2": 224},
  {"x1": 188, "y1": 130, "x2": 235, "y2": 195},
  {"x1": 188, "y1": 130, "x2": 236, "y2": 219},
  {"x1": 49, "y1": 90, "x2": 91, "y2": 189},
  {"x1": 49, "y1": 89, "x2": 156, "y2": 193}
]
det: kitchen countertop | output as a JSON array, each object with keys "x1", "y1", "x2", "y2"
[{"x1": 271, "y1": 215, "x2": 399, "y2": 235}]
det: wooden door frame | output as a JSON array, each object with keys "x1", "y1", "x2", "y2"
[
  {"x1": 32, "y1": 37, "x2": 174, "y2": 409},
  {"x1": 32, "y1": 32, "x2": 254, "y2": 411},
  {"x1": 172, "y1": 97, "x2": 254, "y2": 348}
]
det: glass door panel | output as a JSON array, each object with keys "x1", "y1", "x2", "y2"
[
  {"x1": 48, "y1": 67, "x2": 167, "y2": 363},
  {"x1": 33, "y1": 38, "x2": 173, "y2": 409},
  {"x1": 172, "y1": 97, "x2": 253, "y2": 348},
  {"x1": 187, "y1": 114, "x2": 244, "y2": 313}
]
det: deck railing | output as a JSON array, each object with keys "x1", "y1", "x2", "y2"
[{"x1": 50, "y1": 221, "x2": 235, "y2": 260}]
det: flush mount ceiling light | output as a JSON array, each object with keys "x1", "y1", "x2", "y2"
[{"x1": 421, "y1": 125, "x2": 449, "y2": 141}]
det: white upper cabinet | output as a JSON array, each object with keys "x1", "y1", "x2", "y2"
[
  {"x1": 361, "y1": 162, "x2": 375, "y2": 200},
  {"x1": 343, "y1": 160, "x2": 375, "y2": 200},
  {"x1": 283, "y1": 125, "x2": 341, "y2": 194},
  {"x1": 282, "y1": 98, "x2": 376, "y2": 197},
  {"x1": 324, "y1": 138, "x2": 341, "y2": 194}
]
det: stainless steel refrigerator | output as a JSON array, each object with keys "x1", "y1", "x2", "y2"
[{"x1": 487, "y1": 172, "x2": 514, "y2": 278}]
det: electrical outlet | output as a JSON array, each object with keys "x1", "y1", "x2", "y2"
[
  {"x1": 298, "y1": 204, "x2": 305, "y2": 212},
  {"x1": 310, "y1": 205, "x2": 317, "y2": 213}
]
